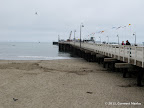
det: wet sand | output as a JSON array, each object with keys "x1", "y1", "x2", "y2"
[{"x1": 0, "y1": 59, "x2": 144, "y2": 108}]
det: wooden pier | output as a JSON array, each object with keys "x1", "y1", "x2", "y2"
[
  {"x1": 59, "y1": 42, "x2": 144, "y2": 86},
  {"x1": 53, "y1": 42, "x2": 58, "y2": 45}
]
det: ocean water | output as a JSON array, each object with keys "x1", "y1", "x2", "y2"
[{"x1": 0, "y1": 42, "x2": 72, "y2": 60}]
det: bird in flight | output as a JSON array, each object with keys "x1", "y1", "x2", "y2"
[{"x1": 35, "y1": 12, "x2": 38, "y2": 15}]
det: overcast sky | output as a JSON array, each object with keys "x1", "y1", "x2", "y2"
[{"x1": 0, "y1": 0, "x2": 144, "y2": 43}]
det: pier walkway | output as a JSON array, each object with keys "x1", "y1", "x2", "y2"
[{"x1": 69, "y1": 42, "x2": 144, "y2": 68}]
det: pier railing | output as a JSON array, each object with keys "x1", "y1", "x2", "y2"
[{"x1": 69, "y1": 42, "x2": 144, "y2": 68}]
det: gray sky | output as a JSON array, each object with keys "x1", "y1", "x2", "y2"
[{"x1": 0, "y1": 0, "x2": 144, "y2": 43}]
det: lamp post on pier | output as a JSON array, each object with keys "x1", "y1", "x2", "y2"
[
  {"x1": 58, "y1": 35, "x2": 60, "y2": 42},
  {"x1": 80, "y1": 23, "x2": 84, "y2": 48},
  {"x1": 106, "y1": 36, "x2": 109, "y2": 44},
  {"x1": 133, "y1": 32, "x2": 136, "y2": 45},
  {"x1": 117, "y1": 35, "x2": 119, "y2": 45},
  {"x1": 99, "y1": 36, "x2": 101, "y2": 43},
  {"x1": 74, "y1": 30, "x2": 76, "y2": 45}
]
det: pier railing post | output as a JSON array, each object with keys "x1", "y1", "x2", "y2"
[
  {"x1": 123, "y1": 46, "x2": 125, "y2": 61},
  {"x1": 107, "y1": 45, "x2": 109, "y2": 56},
  {"x1": 118, "y1": 45, "x2": 120, "y2": 60},
  {"x1": 128, "y1": 46, "x2": 130, "y2": 63},
  {"x1": 112, "y1": 45, "x2": 114, "y2": 57},
  {"x1": 104, "y1": 44, "x2": 105, "y2": 54},
  {"x1": 99, "y1": 45, "x2": 101, "y2": 52},
  {"x1": 110, "y1": 45, "x2": 112, "y2": 57},
  {"x1": 102, "y1": 44, "x2": 103, "y2": 53},
  {"x1": 108, "y1": 45, "x2": 109, "y2": 56},
  {"x1": 134, "y1": 46, "x2": 137, "y2": 65},
  {"x1": 114, "y1": 45, "x2": 116, "y2": 58},
  {"x1": 99, "y1": 44, "x2": 100, "y2": 53},
  {"x1": 97, "y1": 45, "x2": 100, "y2": 52}
]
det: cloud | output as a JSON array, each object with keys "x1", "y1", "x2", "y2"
[{"x1": 0, "y1": 0, "x2": 144, "y2": 43}]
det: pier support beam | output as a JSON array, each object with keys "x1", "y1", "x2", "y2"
[
  {"x1": 115, "y1": 63, "x2": 133, "y2": 68},
  {"x1": 104, "y1": 58, "x2": 117, "y2": 62},
  {"x1": 103, "y1": 58, "x2": 117, "y2": 71},
  {"x1": 115, "y1": 63, "x2": 133, "y2": 78}
]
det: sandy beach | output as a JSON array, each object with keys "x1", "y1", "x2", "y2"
[{"x1": 0, "y1": 59, "x2": 144, "y2": 108}]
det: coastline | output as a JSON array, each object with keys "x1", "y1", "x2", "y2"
[{"x1": 0, "y1": 59, "x2": 144, "y2": 108}]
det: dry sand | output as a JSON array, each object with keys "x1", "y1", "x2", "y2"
[{"x1": 0, "y1": 59, "x2": 144, "y2": 108}]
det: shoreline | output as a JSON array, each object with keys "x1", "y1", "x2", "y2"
[
  {"x1": 0, "y1": 59, "x2": 144, "y2": 107},
  {"x1": 0, "y1": 57, "x2": 74, "y2": 61}
]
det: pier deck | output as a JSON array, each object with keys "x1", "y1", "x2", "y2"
[{"x1": 68, "y1": 42, "x2": 144, "y2": 68}]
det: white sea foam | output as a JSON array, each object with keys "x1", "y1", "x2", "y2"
[{"x1": 18, "y1": 56, "x2": 72, "y2": 60}]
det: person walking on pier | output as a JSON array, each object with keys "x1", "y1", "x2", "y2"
[
  {"x1": 126, "y1": 40, "x2": 131, "y2": 45},
  {"x1": 121, "y1": 41, "x2": 125, "y2": 45},
  {"x1": 126, "y1": 40, "x2": 131, "y2": 58}
]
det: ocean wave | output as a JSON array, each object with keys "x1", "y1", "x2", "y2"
[{"x1": 18, "y1": 56, "x2": 72, "y2": 60}]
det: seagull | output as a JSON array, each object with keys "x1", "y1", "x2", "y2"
[
  {"x1": 35, "y1": 12, "x2": 38, "y2": 15},
  {"x1": 13, "y1": 98, "x2": 18, "y2": 101}
]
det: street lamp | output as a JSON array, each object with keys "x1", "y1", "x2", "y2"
[
  {"x1": 74, "y1": 30, "x2": 76, "y2": 45},
  {"x1": 80, "y1": 23, "x2": 84, "y2": 48},
  {"x1": 99, "y1": 37, "x2": 101, "y2": 44},
  {"x1": 133, "y1": 32, "x2": 136, "y2": 45},
  {"x1": 117, "y1": 35, "x2": 119, "y2": 45},
  {"x1": 106, "y1": 36, "x2": 109, "y2": 44},
  {"x1": 58, "y1": 35, "x2": 60, "y2": 42}
]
